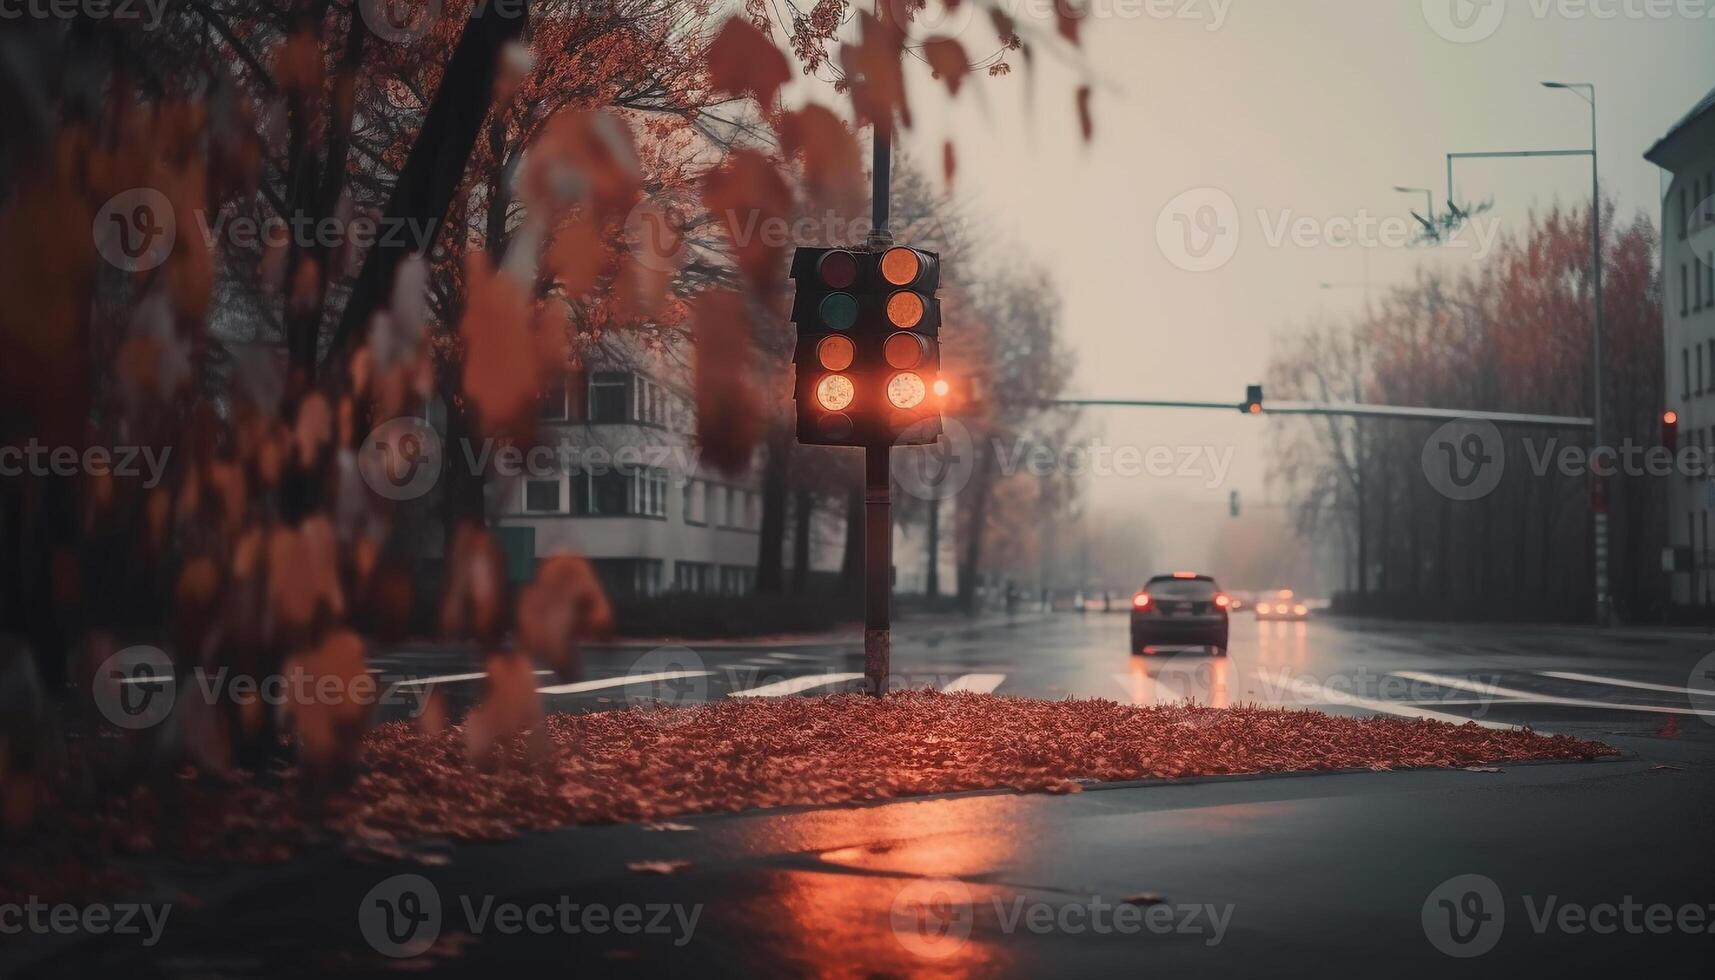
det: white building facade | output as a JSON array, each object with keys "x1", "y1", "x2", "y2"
[{"x1": 1648, "y1": 87, "x2": 1715, "y2": 605}]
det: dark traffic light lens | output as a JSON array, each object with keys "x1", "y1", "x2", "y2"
[
  {"x1": 885, "y1": 291, "x2": 925, "y2": 329},
  {"x1": 818, "y1": 335, "x2": 855, "y2": 371},
  {"x1": 884, "y1": 331, "x2": 926, "y2": 369},
  {"x1": 818, "y1": 250, "x2": 859, "y2": 289},
  {"x1": 820, "y1": 293, "x2": 858, "y2": 331},
  {"x1": 881, "y1": 247, "x2": 922, "y2": 286}
]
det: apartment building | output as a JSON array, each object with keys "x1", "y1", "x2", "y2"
[{"x1": 1647, "y1": 86, "x2": 1715, "y2": 604}]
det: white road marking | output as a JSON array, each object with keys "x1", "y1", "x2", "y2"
[
  {"x1": 1536, "y1": 670, "x2": 1707, "y2": 697},
  {"x1": 1394, "y1": 671, "x2": 1714, "y2": 717},
  {"x1": 941, "y1": 673, "x2": 1007, "y2": 694},
  {"x1": 1261, "y1": 670, "x2": 1518, "y2": 730},
  {"x1": 769, "y1": 653, "x2": 828, "y2": 663},
  {"x1": 538, "y1": 670, "x2": 713, "y2": 696},
  {"x1": 729, "y1": 673, "x2": 865, "y2": 698},
  {"x1": 393, "y1": 670, "x2": 552, "y2": 690}
]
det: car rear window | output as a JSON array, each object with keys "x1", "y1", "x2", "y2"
[{"x1": 1146, "y1": 578, "x2": 1218, "y2": 598}]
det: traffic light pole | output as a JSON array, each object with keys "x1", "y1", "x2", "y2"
[
  {"x1": 865, "y1": 123, "x2": 893, "y2": 697},
  {"x1": 864, "y1": 445, "x2": 891, "y2": 696}
]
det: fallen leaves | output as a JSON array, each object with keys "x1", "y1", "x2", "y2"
[{"x1": 707, "y1": 18, "x2": 791, "y2": 108}]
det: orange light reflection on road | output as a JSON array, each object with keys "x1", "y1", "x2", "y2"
[
  {"x1": 1119, "y1": 654, "x2": 1229, "y2": 708},
  {"x1": 743, "y1": 799, "x2": 1013, "y2": 977}
]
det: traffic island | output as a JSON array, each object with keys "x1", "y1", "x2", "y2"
[{"x1": 4, "y1": 693, "x2": 1615, "y2": 903}]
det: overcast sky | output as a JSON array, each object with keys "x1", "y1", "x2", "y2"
[{"x1": 796, "y1": 0, "x2": 1715, "y2": 570}]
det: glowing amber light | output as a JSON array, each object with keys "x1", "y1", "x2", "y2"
[
  {"x1": 887, "y1": 372, "x2": 928, "y2": 410},
  {"x1": 1665, "y1": 411, "x2": 1680, "y2": 425},
  {"x1": 816, "y1": 374, "x2": 855, "y2": 411},
  {"x1": 933, "y1": 378, "x2": 951, "y2": 398},
  {"x1": 881, "y1": 247, "x2": 923, "y2": 286},
  {"x1": 818, "y1": 335, "x2": 855, "y2": 371},
  {"x1": 884, "y1": 331, "x2": 927, "y2": 369},
  {"x1": 886, "y1": 291, "x2": 926, "y2": 329}
]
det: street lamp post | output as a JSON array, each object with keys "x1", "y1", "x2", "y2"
[
  {"x1": 1440, "y1": 84, "x2": 1607, "y2": 625},
  {"x1": 1544, "y1": 81, "x2": 1607, "y2": 627}
]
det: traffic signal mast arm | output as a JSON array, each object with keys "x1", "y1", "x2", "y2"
[{"x1": 1049, "y1": 397, "x2": 1595, "y2": 431}]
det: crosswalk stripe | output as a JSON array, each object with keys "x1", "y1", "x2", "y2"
[
  {"x1": 729, "y1": 673, "x2": 865, "y2": 698},
  {"x1": 941, "y1": 673, "x2": 1007, "y2": 694},
  {"x1": 537, "y1": 670, "x2": 713, "y2": 696},
  {"x1": 1536, "y1": 670, "x2": 1707, "y2": 697},
  {"x1": 1394, "y1": 671, "x2": 1713, "y2": 717}
]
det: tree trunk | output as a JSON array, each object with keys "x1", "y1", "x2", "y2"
[
  {"x1": 791, "y1": 485, "x2": 812, "y2": 595},
  {"x1": 957, "y1": 447, "x2": 994, "y2": 616},
  {"x1": 754, "y1": 432, "x2": 789, "y2": 594},
  {"x1": 924, "y1": 497, "x2": 940, "y2": 598},
  {"x1": 323, "y1": 3, "x2": 528, "y2": 369},
  {"x1": 839, "y1": 485, "x2": 862, "y2": 596}
]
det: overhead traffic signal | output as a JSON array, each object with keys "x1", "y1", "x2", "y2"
[
  {"x1": 790, "y1": 245, "x2": 944, "y2": 447},
  {"x1": 1242, "y1": 385, "x2": 1264, "y2": 415},
  {"x1": 1663, "y1": 410, "x2": 1680, "y2": 453}
]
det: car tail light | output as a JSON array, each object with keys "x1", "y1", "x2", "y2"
[
  {"x1": 1257, "y1": 603, "x2": 1273, "y2": 615},
  {"x1": 1132, "y1": 593, "x2": 1152, "y2": 610},
  {"x1": 1293, "y1": 604, "x2": 1309, "y2": 616},
  {"x1": 1214, "y1": 593, "x2": 1232, "y2": 610}
]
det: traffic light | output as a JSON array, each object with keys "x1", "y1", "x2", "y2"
[
  {"x1": 1663, "y1": 410, "x2": 1680, "y2": 453},
  {"x1": 1242, "y1": 385, "x2": 1264, "y2": 415},
  {"x1": 790, "y1": 245, "x2": 944, "y2": 447}
]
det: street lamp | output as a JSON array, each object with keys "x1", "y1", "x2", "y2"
[
  {"x1": 1393, "y1": 186, "x2": 1437, "y2": 239},
  {"x1": 1543, "y1": 80, "x2": 1607, "y2": 627}
]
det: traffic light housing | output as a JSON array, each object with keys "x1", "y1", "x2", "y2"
[
  {"x1": 1242, "y1": 385, "x2": 1264, "y2": 415},
  {"x1": 790, "y1": 245, "x2": 944, "y2": 447},
  {"x1": 1663, "y1": 410, "x2": 1680, "y2": 453}
]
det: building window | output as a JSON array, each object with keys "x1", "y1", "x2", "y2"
[
  {"x1": 674, "y1": 561, "x2": 714, "y2": 593},
  {"x1": 1698, "y1": 344, "x2": 1704, "y2": 395},
  {"x1": 540, "y1": 380, "x2": 568, "y2": 421},
  {"x1": 1685, "y1": 265, "x2": 1691, "y2": 317},
  {"x1": 718, "y1": 565, "x2": 754, "y2": 596},
  {"x1": 632, "y1": 468, "x2": 668, "y2": 518},
  {"x1": 684, "y1": 479, "x2": 708, "y2": 525},
  {"x1": 633, "y1": 376, "x2": 675, "y2": 429},
  {"x1": 1684, "y1": 348, "x2": 1691, "y2": 400},
  {"x1": 524, "y1": 479, "x2": 563, "y2": 513},
  {"x1": 589, "y1": 371, "x2": 632, "y2": 423}
]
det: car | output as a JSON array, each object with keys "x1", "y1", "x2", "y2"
[
  {"x1": 1254, "y1": 589, "x2": 1310, "y2": 622},
  {"x1": 1130, "y1": 572, "x2": 1231, "y2": 655}
]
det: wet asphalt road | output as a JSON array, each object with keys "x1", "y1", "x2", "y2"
[
  {"x1": 369, "y1": 610, "x2": 1715, "y2": 745},
  {"x1": 17, "y1": 613, "x2": 1715, "y2": 978}
]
